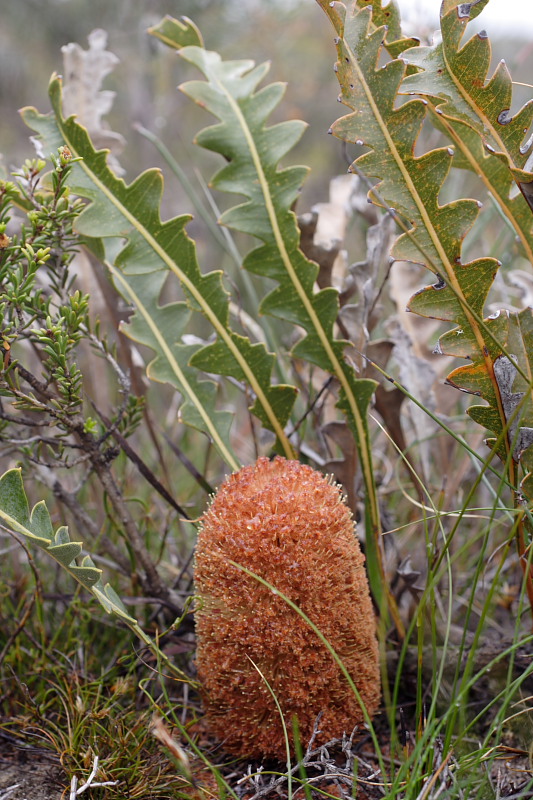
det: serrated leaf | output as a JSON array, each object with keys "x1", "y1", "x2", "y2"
[
  {"x1": 22, "y1": 76, "x2": 298, "y2": 465},
  {"x1": 425, "y1": 107, "x2": 533, "y2": 265},
  {"x1": 446, "y1": 307, "x2": 533, "y2": 481},
  {"x1": 177, "y1": 41, "x2": 377, "y2": 436},
  {"x1": 400, "y1": 3, "x2": 533, "y2": 191},
  {"x1": 174, "y1": 33, "x2": 401, "y2": 624},
  {"x1": 47, "y1": 541, "x2": 83, "y2": 564},
  {"x1": 0, "y1": 469, "x2": 141, "y2": 626},
  {"x1": 179, "y1": 50, "x2": 327, "y2": 355},
  {"x1": 0, "y1": 468, "x2": 101, "y2": 585},
  {"x1": 317, "y1": 0, "x2": 533, "y2": 474},
  {"x1": 396, "y1": 7, "x2": 533, "y2": 471},
  {"x1": 354, "y1": 0, "x2": 419, "y2": 57},
  {"x1": 441, "y1": 0, "x2": 490, "y2": 20},
  {"x1": 0, "y1": 469, "x2": 33, "y2": 536},
  {"x1": 0, "y1": 473, "x2": 193, "y2": 681},
  {"x1": 319, "y1": 2, "x2": 501, "y2": 345},
  {"x1": 30, "y1": 500, "x2": 55, "y2": 541},
  {"x1": 319, "y1": 0, "x2": 533, "y2": 619}
]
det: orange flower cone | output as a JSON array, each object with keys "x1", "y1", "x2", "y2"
[{"x1": 194, "y1": 456, "x2": 380, "y2": 759}]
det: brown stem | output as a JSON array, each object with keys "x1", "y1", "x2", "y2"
[
  {"x1": 0, "y1": 533, "x2": 41, "y2": 667},
  {"x1": 93, "y1": 461, "x2": 180, "y2": 613},
  {"x1": 93, "y1": 408, "x2": 191, "y2": 520},
  {"x1": 10, "y1": 361, "x2": 181, "y2": 615}
]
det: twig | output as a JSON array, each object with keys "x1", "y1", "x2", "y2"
[
  {"x1": 0, "y1": 396, "x2": 49, "y2": 426},
  {"x1": 305, "y1": 712, "x2": 324, "y2": 756},
  {"x1": 8, "y1": 357, "x2": 184, "y2": 612},
  {"x1": 0, "y1": 531, "x2": 42, "y2": 667},
  {"x1": 286, "y1": 377, "x2": 334, "y2": 439},
  {"x1": 162, "y1": 431, "x2": 214, "y2": 495},
  {"x1": 94, "y1": 462, "x2": 181, "y2": 613},
  {"x1": 171, "y1": 544, "x2": 195, "y2": 590},
  {"x1": 95, "y1": 408, "x2": 192, "y2": 520},
  {"x1": 0, "y1": 784, "x2": 21, "y2": 800},
  {"x1": 83, "y1": 329, "x2": 131, "y2": 439},
  {"x1": 69, "y1": 755, "x2": 118, "y2": 798},
  {"x1": 235, "y1": 726, "x2": 384, "y2": 800},
  {"x1": 415, "y1": 748, "x2": 454, "y2": 800}
]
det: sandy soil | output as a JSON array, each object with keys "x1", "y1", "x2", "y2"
[{"x1": 0, "y1": 749, "x2": 64, "y2": 800}]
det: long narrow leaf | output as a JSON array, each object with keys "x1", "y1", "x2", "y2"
[
  {"x1": 316, "y1": 1, "x2": 533, "y2": 481},
  {"x1": 22, "y1": 79, "x2": 298, "y2": 467},
  {"x1": 399, "y1": 1, "x2": 533, "y2": 253},
  {"x1": 150, "y1": 21, "x2": 394, "y2": 622},
  {"x1": 318, "y1": 1, "x2": 533, "y2": 622}
]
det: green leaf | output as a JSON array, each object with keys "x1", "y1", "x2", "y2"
[
  {"x1": 396, "y1": 6, "x2": 533, "y2": 469},
  {"x1": 147, "y1": 15, "x2": 203, "y2": 49},
  {"x1": 0, "y1": 468, "x2": 34, "y2": 538},
  {"x1": 316, "y1": 0, "x2": 533, "y2": 476},
  {"x1": 424, "y1": 108, "x2": 533, "y2": 266},
  {"x1": 177, "y1": 41, "x2": 377, "y2": 440},
  {"x1": 400, "y1": 2, "x2": 533, "y2": 186},
  {"x1": 354, "y1": 0, "x2": 419, "y2": 57},
  {"x1": 398, "y1": 4, "x2": 533, "y2": 260},
  {"x1": 22, "y1": 76, "x2": 298, "y2": 466},
  {"x1": 321, "y1": 2, "x2": 498, "y2": 291},
  {"x1": 440, "y1": 0, "x2": 490, "y2": 20},
  {"x1": 0, "y1": 469, "x2": 192, "y2": 681},
  {"x1": 172, "y1": 34, "x2": 400, "y2": 625},
  {"x1": 449, "y1": 308, "x2": 533, "y2": 496}
]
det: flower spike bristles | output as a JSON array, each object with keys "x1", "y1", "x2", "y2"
[{"x1": 194, "y1": 456, "x2": 381, "y2": 759}]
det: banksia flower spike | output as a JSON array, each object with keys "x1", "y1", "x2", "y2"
[{"x1": 194, "y1": 456, "x2": 380, "y2": 760}]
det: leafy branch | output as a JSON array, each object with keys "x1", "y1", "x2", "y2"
[{"x1": 0, "y1": 150, "x2": 177, "y2": 611}]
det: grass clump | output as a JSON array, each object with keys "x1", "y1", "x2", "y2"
[{"x1": 0, "y1": 597, "x2": 198, "y2": 798}]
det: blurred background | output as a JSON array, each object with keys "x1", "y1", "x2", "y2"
[
  {"x1": 0, "y1": 0, "x2": 347, "y2": 216},
  {"x1": 1, "y1": 6, "x2": 533, "y2": 795},
  {"x1": 2, "y1": 0, "x2": 532, "y2": 216}
]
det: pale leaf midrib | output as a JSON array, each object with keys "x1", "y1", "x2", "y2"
[
  {"x1": 210, "y1": 69, "x2": 378, "y2": 522},
  {"x1": 108, "y1": 263, "x2": 240, "y2": 471},
  {"x1": 57, "y1": 117, "x2": 293, "y2": 461},
  {"x1": 433, "y1": 107, "x2": 533, "y2": 265},
  {"x1": 343, "y1": 19, "x2": 497, "y2": 402},
  {"x1": 440, "y1": 24, "x2": 512, "y2": 167},
  {"x1": 0, "y1": 509, "x2": 44, "y2": 540},
  {"x1": 339, "y1": 12, "x2": 515, "y2": 460}
]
